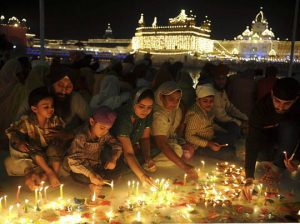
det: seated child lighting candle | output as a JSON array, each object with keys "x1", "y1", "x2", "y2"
[
  {"x1": 6, "y1": 87, "x2": 65, "y2": 189},
  {"x1": 67, "y1": 106, "x2": 122, "y2": 195}
]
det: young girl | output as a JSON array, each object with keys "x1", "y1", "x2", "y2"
[{"x1": 112, "y1": 88, "x2": 156, "y2": 186}]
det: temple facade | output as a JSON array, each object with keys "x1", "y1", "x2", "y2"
[{"x1": 132, "y1": 10, "x2": 214, "y2": 55}]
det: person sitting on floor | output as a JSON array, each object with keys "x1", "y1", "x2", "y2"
[
  {"x1": 5, "y1": 87, "x2": 65, "y2": 190},
  {"x1": 67, "y1": 106, "x2": 122, "y2": 195},
  {"x1": 243, "y1": 78, "x2": 300, "y2": 200},
  {"x1": 111, "y1": 88, "x2": 157, "y2": 186},
  {"x1": 185, "y1": 84, "x2": 236, "y2": 160},
  {"x1": 152, "y1": 81, "x2": 198, "y2": 179}
]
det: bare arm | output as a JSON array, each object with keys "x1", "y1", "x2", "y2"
[
  {"x1": 118, "y1": 136, "x2": 147, "y2": 180},
  {"x1": 154, "y1": 135, "x2": 192, "y2": 173},
  {"x1": 139, "y1": 128, "x2": 152, "y2": 163}
]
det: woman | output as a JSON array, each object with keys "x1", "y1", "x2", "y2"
[{"x1": 112, "y1": 87, "x2": 156, "y2": 186}]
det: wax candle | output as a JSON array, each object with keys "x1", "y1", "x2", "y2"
[
  {"x1": 34, "y1": 189, "x2": 38, "y2": 204},
  {"x1": 136, "y1": 181, "x2": 139, "y2": 195},
  {"x1": 60, "y1": 184, "x2": 64, "y2": 199},
  {"x1": 4, "y1": 195, "x2": 7, "y2": 208},
  {"x1": 16, "y1": 185, "x2": 21, "y2": 202},
  {"x1": 44, "y1": 186, "x2": 49, "y2": 202},
  {"x1": 183, "y1": 173, "x2": 187, "y2": 185},
  {"x1": 8, "y1": 205, "x2": 13, "y2": 217},
  {"x1": 201, "y1": 160, "x2": 205, "y2": 169},
  {"x1": 39, "y1": 187, "x2": 43, "y2": 202},
  {"x1": 16, "y1": 203, "x2": 20, "y2": 217},
  {"x1": 0, "y1": 197, "x2": 2, "y2": 212},
  {"x1": 111, "y1": 180, "x2": 114, "y2": 191},
  {"x1": 24, "y1": 199, "x2": 29, "y2": 213},
  {"x1": 92, "y1": 191, "x2": 96, "y2": 202},
  {"x1": 137, "y1": 211, "x2": 141, "y2": 222},
  {"x1": 128, "y1": 181, "x2": 131, "y2": 197}
]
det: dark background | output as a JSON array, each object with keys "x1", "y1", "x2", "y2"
[{"x1": 1, "y1": 0, "x2": 298, "y2": 40}]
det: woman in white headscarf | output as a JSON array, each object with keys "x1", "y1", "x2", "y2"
[{"x1": 90, "y1": 75, "x2": 129, "y2": 111}]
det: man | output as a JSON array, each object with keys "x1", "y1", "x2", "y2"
[
  {"x1": 212, "y1": 64, "x2": 248, "y2": 153},
  {"x1": 152, "y1": 81, "x2": 198, "y2": 179},
  {"x1": 243, "y1": 77, "x2": 300, "y2": 200}
]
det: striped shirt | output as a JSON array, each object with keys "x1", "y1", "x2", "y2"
[
  {"x1": 67, "y1": 126, "x2": 122, "y2": 178},
  {"x1": 185, "y1": 103, "x2": 215, "y2": 148}
]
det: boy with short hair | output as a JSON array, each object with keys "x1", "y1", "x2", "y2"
[
  {"x1": 67, "y1": 106, "x2": 122, "y2": 194},
  {"x1": 6, "y1": 87, "x2": 65, "y2": 189}
]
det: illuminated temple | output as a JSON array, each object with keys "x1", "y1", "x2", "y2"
[
  {"x1": 0, "y1": 8, "x2": 299, "y2": 62},
  {"x1": 132, "y1": 10, "x2": 214, "y2": 55}
]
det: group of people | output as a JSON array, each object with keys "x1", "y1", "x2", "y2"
[{"x1": 0, "y1": 50, "x2": 299, "y2": 200}]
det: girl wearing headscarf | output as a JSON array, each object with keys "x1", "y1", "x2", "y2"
[
  {"x1": 111, "y1": 87, "x2": 156, "y2": 186},
  {"x1": 152, "y1": 81, "x2": 198, "y2": 179},
  {"x1": 90, "y1": 75, "x2": 129, "y2": 110}
]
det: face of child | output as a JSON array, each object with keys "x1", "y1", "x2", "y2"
[
  {"x1": 134, "y1": 97, "x2": 153, "y2": 119},
  {"x1": 31, "y1": 97, "x2": 54, "y2": 119},
  {"x1": 160, "y1": 90, "x2": 182, "y2": 111},
  {"x1": 197, "y1": 95, "x2": 214, "y2": 112},
  {"x1": 89, "y1": 118, "x2": 112, "y2": 138}
]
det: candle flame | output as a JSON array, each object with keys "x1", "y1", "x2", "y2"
[
  {"x1": 92, "y1": 191, "x2": 96, "y2": 202},
  {"x1": 137, "y1": 211, "x2": 141, "y2": 221}
]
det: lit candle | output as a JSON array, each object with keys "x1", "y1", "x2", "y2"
[
  {"x1": 34, "y1": 189, "x2": 38, "y2": 204},
  {"x1": 106, "y1": 210, "x2": 113, "y2": 222},
  {"x1": 283, "y1": 151, "x2": 288, "y2": 160},
  {"x1": 136, "y1": 181, "x2": 139, "y2": 195},
  {"x1": 39, "y1": 187, "x2": 43, "y2": 202},
  {"x1": 24, "y1": 199, "x2": 29, "y2": 213},
  {"x1": 201, "y1": 160, "x2": 205, "y2": 169},
  {"x1": 183, "y1": 173, "x2": 187, "y2": 185},
  {"x1": 137, "y1": 211, "x2": 141, "y2": 222},
  {"x1": 60, "y1": 184, "x2": 64, "y2": 199},
  {"x1": 8, "y1": 205, "x2": 13, "y2": 217},
  {"x1": 4, "y1": 195, "x2": 7, "y2": 208},
  {"x1": 36, "y1": 200, "x2": 41, "y2": 211},
  {"x1": 16, "y1": 185, "x2": 21, "y2": 202},
  {"x1": 44, "y1": 186, "x2": 49, "y2": 202},
  {"x1": 128, "y1": 181, "x2": 131, "y2": 197},
  {"x1": 92, "y1": 191, "x2": 96, "y2": 202},
  {"x1": 197, "y1": 168, "x2": 201, "y2": 178},
  {"x1": 16, "y1": 203, "x2": 20, "y2": 217},
  {"x1": 0, "y1": 197, "x2": 2, "y2": 212},
  {"x1": 111, "y1": 180, "x2": 114, "y2": 192}
]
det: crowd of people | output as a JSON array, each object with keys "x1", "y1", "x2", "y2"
[{"x1": 0, "y1": 46, "x2": 299, "y2": 200}]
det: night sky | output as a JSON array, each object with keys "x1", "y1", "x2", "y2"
[{"x1": 1, "y1": 0, "x2": 298, "y2": 40}]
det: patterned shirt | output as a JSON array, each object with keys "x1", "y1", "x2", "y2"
[
  {"x1": 6, "y1": 112, "x2": 65, "y2": 149},
  {"x1": 67, "y1": 126, "x2": 122, "y2": 178}
]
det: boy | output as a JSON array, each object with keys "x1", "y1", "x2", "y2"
[
  {"x1": 67, "y1": 106, "x2": 122, "y2": 194},
  {"x1": 6, "y1": 87, "x2": 65, "y2": 189}
]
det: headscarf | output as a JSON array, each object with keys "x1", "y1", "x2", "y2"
[
  {"x1": 154, "y1": 81, "x2": 182, "y2": 110},
  {"x1": 272, "y1": 77, "x2": 299, "y2": 100},
  {"x1": 45, "y1": 64, "x2": 75, "y2": 87},
  {"x1": 196, "y1": 84, "x2": 215, "y2": 98},
  {"x1": 92, "y1": 106, "x2": 117, "y2": 126}
]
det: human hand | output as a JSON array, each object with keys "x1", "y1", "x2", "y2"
[
  {"x1": 242, "y1": 178, "x2": 254, "y2": 201},
  {"x1": 284, "y1": 158, "x2": 299, "y2": 173},
  {"x1": 207, "y1": 141, "x2": 222, "y2": 152},
  {"x1": 44, "y1": 128, "x2": 73, "y2": 140},
  {"x1": 89, "y1": 173, "x2": 106, "y2": 186},
  {"x1": 184, "y1": 165, "x2": 198, "y2": 180},
  {"x1": 139, "y1": 174, "x2": 155, "y2": 187},
  {"x1": 182, "y1": 144, "x2": 195, "y2": 160},
  {"x1": 104, "y1": 160, "x2": 116, "y2": 170}
]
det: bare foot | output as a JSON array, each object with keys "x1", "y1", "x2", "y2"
[
  {"x1": 89, "y1": 184, "x2": 102, "y2": 197},
  {"x1": 47, "y1": 172, "x2": 61, "y2": 188}
]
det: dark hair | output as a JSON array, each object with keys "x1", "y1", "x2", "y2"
[
  {"x1": 28, "y1": 87, "x2": 52, "y2": 107},
  {"x1": 272, "y1": 77, "x2": 299, "y2": 100},
  {"x1": 265, "y1": 66, "x2": 278, "y2": 77},
  {"x1": 133, "y1": 88, "x2": 154, "y2": 104}
]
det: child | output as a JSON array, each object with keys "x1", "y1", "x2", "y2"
[
  {"x1": 67, "y1": 106, "x2": 122, "y2": 194},
  {"x1": 185, "y1": 84, "x2": 236, "y2": 160},
  {"x1": 6, "y1": 87, "x2": 65, "y2": 189}
]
